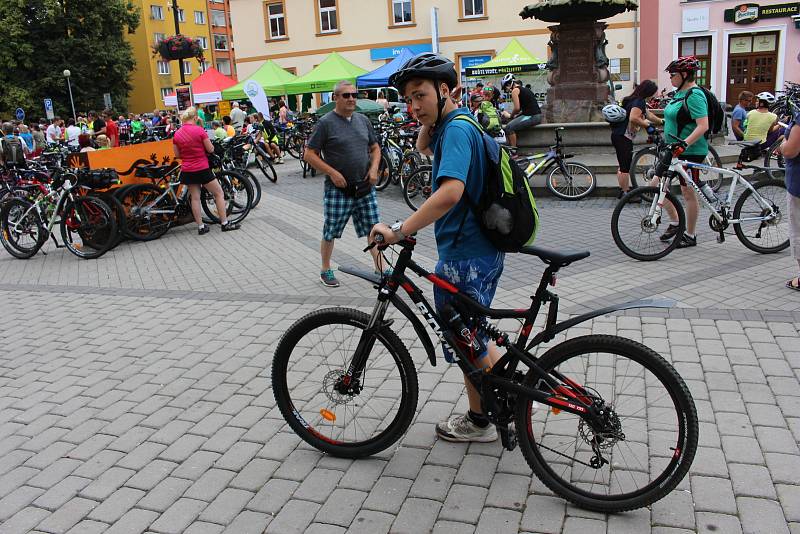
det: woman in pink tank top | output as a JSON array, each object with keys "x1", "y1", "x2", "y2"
[{"x1": 173, "y1": 107, "x2": 240, "y2": 234}]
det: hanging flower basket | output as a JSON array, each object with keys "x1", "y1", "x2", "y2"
[{"x1": 153, "y1": 34, "x2": 204, "y2": 61}]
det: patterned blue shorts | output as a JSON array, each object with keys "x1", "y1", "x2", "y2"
[
  {"x1": 322, "y1": 183, "x2": 380, "y2": 241},
  {"x1": 433, "y1": 252, "x2": 505, "y2": 363}
]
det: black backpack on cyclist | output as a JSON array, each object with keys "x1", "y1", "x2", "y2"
[
  {"x1": 452, "y1": 115, "x2": 539, "y2": 253},
  {"x1": 1, "y1": 136, "x2": 26, "y2": 168},
  {"x1": 675, "y1": 86, "x2": 724, "y2": 139}
]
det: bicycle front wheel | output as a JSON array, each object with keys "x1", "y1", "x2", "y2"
[
  {"x1": 763, "y1": 139, "x2": 785, "y2": 179},
  {"x1": 546, "y1": 162, "x2": 596, "y2": 200},
  {"x1": 118, "y1": 184, "x2": 174, "y2": 241},
  {"x1": 254, "y1": 146, "x2": 278, "y2": 183},
  {"x1": 403, "y1": 166, "x2": 432, "y2": 212},
  {"x1": 375, "y1": 152, "x2": 393, "y2": 191},
  {"x1": 0, "y1": 198, "x2": 46, "y2": 259},
  {"x1": 611, "y1": 187, "x2": 685, "y2": 261},
  {"x1": 272, "y1": 308, "x2": 418, "y2": 458},
  {"x1": 202, "y1": 171, "x2": 253, "y2": 225},
  {"x1": 516, "y1": 334, "x2": 698, "y2": 513},
  {"x1": 61, "y1": 196, "x2": 117, "y2": 259},
  {"x1": 733, "y1": 178, "x2": 790, "y2": 254}
]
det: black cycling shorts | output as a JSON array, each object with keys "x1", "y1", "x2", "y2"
[{"x1": 611, "y1": 134, "x2": 633, "y2": 173}]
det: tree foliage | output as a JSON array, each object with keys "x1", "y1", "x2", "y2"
[{"x1": 0, "y1": 0, "x2": 140, "y2": 119}]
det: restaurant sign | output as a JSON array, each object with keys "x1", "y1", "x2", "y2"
[{"x1": 724, "y1": 2, "x2": 800, "y2": 24}]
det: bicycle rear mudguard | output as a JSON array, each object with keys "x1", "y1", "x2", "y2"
[
  {"x1": 525, "y1": 297, "x2": 677, "y2": 351},
  {"x1": 339, "y1": 266, "x2": 439, "y2": 367}
]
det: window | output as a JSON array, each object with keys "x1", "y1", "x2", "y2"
[
  {"x1": 197, "y1": 36, "x2": 208, "y2": 49},
  {"x1": 182, "y1": 62, "x2": 191, "y2": 75},
  {"x1": 679, "y1": 36, "x2": 711, "y2": 89},
  {"x1": 160, "y1": 87, "x2": 173, "y2": 100},
  {"x1": 265, "y1": 1, "x2": 287, "y2": 39},
  {"x1": 201, "y1": 60, "x2": 211, "y2": 71},
  {"x1": 211, "y1": 9, "x2": 226, "y2": 26},
  {"x1": 216, "y1": 59, "x2": 232, "y2": 75},
  {"x1": 317, "y1": 0, "x2": 338, "y2": 34},
  {"x1": 461, "y1": 0, "x2": 485, "y2": 19},
  {"x1": 390, "y1": 0, "x2": 413, "y2": 25},
  {"x1": 213, "y1": 34, "x2": 228, "y2": 50},
  {"x1": 150, "y1": 5, "x2": 164, "y2": 19},
  {"x1": 154, "y1": 33, "x2": 166, "y2": 45},
  {"x1": 157, "y1": 61, "x2": 170, "y2": 75},
  {"x1": 177, "y1": 8, "x2": 185, "y2": 22},
  {"x1": 194, "y1": 10, "x2": 205, "y2": 24}
]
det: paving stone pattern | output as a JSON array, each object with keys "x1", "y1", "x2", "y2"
[{"x1": 0, "y1": 159, "x2": 798, "y2": 533}]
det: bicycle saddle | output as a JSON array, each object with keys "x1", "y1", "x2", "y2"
[
  {"x1": 731, "y1": 140, "x2": 761, "y2": 148},
  {"x1": 519, "y1": 245, "x2": 590, "y2": 267}
]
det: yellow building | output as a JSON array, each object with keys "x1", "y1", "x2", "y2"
[
  {"x1": 230, "y1": 1, "x2": 640, "y2": 98},
  {"x1": 127, "y1": 0, "x2": 213, "y2": 113}
]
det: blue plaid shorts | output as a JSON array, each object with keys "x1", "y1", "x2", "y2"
[
  {"x1": 323, "y1": 183, "x2": 380, "y2": 241},
  {"x1": 433, "y1": 251, "x2": 505, "y2": 363}
]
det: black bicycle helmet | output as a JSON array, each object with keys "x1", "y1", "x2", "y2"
[
  {"x1": 389, "y1": 53, "x2": 458, "y2": 93},
  {"x1": 389, "y1": 53, "x2": 458, "y2": 127}
]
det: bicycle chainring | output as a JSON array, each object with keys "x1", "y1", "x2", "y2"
[{"x1": 709, "y1": 214, "x2": 729, "y2": 233}]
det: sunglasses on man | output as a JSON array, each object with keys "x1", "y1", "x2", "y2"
[{"x1": 336, "y1": 92, "x2": 359, "y2": 99}]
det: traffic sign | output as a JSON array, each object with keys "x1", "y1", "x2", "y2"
[
  {"x1": 15, "y1": 108, "x2": 24, "y2": 121},
  {"x1": 43, "y1": 98, "x2": 54, "y2": 121}
]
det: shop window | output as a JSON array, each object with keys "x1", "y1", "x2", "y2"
[
  {"x1": 390, "y1": 0, "x2": 414, "y2": 26},
  {"x1": 316, "y1": 0, "x2": 339, "y2": 34}
]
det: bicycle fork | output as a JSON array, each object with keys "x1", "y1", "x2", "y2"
[{"x1": 344, "y1": 297, "x2": 393, "y2": 393}]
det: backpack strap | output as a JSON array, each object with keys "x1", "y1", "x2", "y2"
[{"x1": 451, "y1": 115, "x2": 491, "y2": 249}]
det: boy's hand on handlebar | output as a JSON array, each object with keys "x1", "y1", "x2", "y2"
[{"x1": 369, "y1": 223, "x2": 400, "y2": 247}]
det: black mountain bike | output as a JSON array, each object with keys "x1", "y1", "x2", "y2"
[{"x1": 273, "y1": 237, "x2": 698, "y2": 513}]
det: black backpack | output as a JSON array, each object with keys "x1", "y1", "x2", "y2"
[
  {"x1": 676, "y1": 86, "x2": 724, "y2": 139},
  {"x1": 1, "y1": 136, "x2": 26, "y2": 167},
  {"x1": 452, "y1": 115, "x2": 539, "y2": 253}
]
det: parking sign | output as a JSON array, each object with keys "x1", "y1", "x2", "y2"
[
  {"x1": 15, "y1": 108, "x2": 24, "y2": 122},
  {"x1": 43, "y1": 98, "x2": 54, "y2": 120}
]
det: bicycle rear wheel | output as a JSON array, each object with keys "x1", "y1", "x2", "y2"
[
  {"x1": 403, "y1": 166, "x2": 432, "y2": 212},
  {"x1": 516, "y1": 334, "x2": 698, "y2": 513},
  {"x1": 254, "y1": 146, "x2": 278, "y2": 184},
  {"x1": 611, "y1": 187, "x2": 685, "y2": 261},
  {"x1": 546, "y1": 162, "x2": 596, "y2": 200},
  {"x1": 61, "y1": 196, "x2": 117, "y2": 259},
  {"x1": 272, "y1": 308, "x2": 418, "y2": 458},
  {"x1": 733, "y1": 178, "x2": 790, "y2": 254},
  {"x1": 375, "y1": 152, "x2": 393, "y2": 191},
  {"x1": 201, "y1": 171, "x2": 253, "y2": 225},
  {"x1": 629, "y1": 147, "x2": 658, "y2": 190},
  {"x1": 763, "y1": 139, "x2": 785, "y2": 179}
]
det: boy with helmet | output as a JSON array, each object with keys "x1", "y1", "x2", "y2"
[
  {"x1": 744, "y1": 92, "x2": 780, "y2": 149},
  {"x1": 656, "y1": 55, "x2": 710, "y2": 249},
  {"x1": 369, "y1": 52, "x2": 505, "y2": 443},
  {"x1": 501, "y1": 73, "x2": 542, "y2": 147}
]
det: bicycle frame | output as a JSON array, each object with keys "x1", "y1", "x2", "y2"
[
  {"x1": 340, "y1": 239, "x2": 673, "y2": 433},
  {"x1": 11, "y1": 178, "x2": 77, "y2": 237},
  {"x1": 647, "y1": 158, "x2": 777, "y2": 227}
]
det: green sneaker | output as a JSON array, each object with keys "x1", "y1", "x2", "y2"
[{"x1": 320, "y1": 269, "x2": 340, "y2": 288}]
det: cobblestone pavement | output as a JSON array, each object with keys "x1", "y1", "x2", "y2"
[{"x1": 1, "y1": 158, "x2": 798, "y2": 534}]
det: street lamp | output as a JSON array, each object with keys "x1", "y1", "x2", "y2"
[{"x1": 63, "y1": 69, "x2": 76, "y2": 122}]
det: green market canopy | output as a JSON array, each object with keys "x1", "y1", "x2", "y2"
[
  {"x1": 277, "y1": 52, "x2": 368, "y2": 95},
  {"x1": 221, "y1": 60, "x2": 298, "y2": 100},
  {"x1": 464, "y1": 38, "x2": 546, "y2": 77}
]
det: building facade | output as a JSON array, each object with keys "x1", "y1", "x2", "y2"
[
  {"x1": 641, "y1": 0, "x2": 800, "y2": 105},
  {"x1": 229, "y1": 0, "x2": 639, "y2": 100},
  {"x1": 208, "y1": 0, "x2": 238, "y2": 79},
  {"x1": 127, "y1": 0, "x2": 214, "y2": 113}
]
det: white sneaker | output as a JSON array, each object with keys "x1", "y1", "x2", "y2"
[{"x1": 435, "y1": 413, "x2": 497, "y2": 443}]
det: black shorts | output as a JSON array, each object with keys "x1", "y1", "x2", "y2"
[
  {"x1": 180, "y1": 168, "x2": 214, "y2": 185},
  {"x1": 611, "y1": 134, "x2": 633, "y2": 173}
]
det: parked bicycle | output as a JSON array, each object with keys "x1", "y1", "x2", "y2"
[
  {"x1": 512, "y1": 127, "x2": 596, "y2": 200},
  {"x1": 0, "y1": 168, "x2": 118, "y2": 259},
  {"x1": 272, "y1": 235, "x2": 698, "y2": 513},
  {"x1": 612, "y1": 139, "x2": 789, "y2": 261}
]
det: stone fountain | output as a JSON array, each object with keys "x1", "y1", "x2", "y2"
[{"x1": 520, "y1": 0, "x2": 638, "y2": 123}]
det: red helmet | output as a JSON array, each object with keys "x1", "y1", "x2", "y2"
[{"x1": 665, "y1": 56, "x2": 701, "y2": 73}]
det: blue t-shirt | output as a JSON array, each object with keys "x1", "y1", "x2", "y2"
[
  {"x1": 731, "y1": 104, "x2": 747, "y2": 141},
  {"x1": 785, "y1": 112, "x2": 800, "y2": 198},
  {"x1": 430, "y1": 109, "x2": 498, "y2": 261},
  {"x1": 611, "y1": 97, "x2": 645, "y2": 137}
]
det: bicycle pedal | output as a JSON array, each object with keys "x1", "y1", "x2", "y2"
[{"x1": 498, "y1": 425, "x2": 517, "y2": 451}]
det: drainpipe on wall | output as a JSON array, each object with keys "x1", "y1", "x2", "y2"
[{"x1": 633, "y1": 9, "x2": 639, "y2": 84}]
